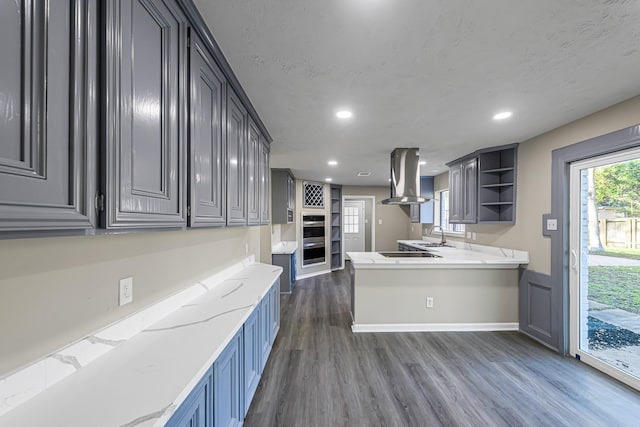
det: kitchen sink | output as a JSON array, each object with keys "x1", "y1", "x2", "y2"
[
  {"x1": 379, "y1": 251, "x2": 442, "y2": 258},
  {"x1": 414, "y1": 242, "x2": 452, "y2": 248}
]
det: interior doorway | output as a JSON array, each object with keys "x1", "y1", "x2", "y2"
[
  {"x1": 342, "y1": 196, "x2": 375, "y2": 258},
  {"x1": 569, "y1": 147, "x2": 640, "y2": 391}
]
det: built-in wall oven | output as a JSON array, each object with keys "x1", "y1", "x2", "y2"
[{"x1": 302, "y1": 214, "x2": 326, "y2": 266}]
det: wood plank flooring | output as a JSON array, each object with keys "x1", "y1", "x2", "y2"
[{"x1": 245, "y1": 265, "x2": 640, "y2": 426}]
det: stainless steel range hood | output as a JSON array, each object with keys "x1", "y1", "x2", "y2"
[{"x1": 381, "y1": 148, "x2": 428, "y2": 205}]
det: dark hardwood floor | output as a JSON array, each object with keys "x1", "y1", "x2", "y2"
[{"x1": 245, "y1": 265, "x2": 640, "y2": 426}]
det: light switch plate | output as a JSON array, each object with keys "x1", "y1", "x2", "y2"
[{"x1": 119, "y1": 277, "x2": 133, "y2": 306}]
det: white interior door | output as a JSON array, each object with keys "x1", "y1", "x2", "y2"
[
  {"x1": 344, "y1": 201, "x2": 365, "y2": 253},
  {"x1": 569, "y1": 147, "x2": 640, "y2": 391}
]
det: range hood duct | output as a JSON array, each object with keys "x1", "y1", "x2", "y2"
[{"x1": 381, "y1": 148, "x2": 428, "y2": 205}]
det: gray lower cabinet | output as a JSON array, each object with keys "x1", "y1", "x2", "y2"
[
  {"x1": 272, "y1": 252, "x2": 296, "y2": 293},
  {"x1": 247, "y1": 119, "x2": 261, "y2": 225},
  {"x1": 448, "y1": 157, "x2": 477, "y2": 224},
  {"x1": 259, "y1": 140, "x2": 271, "y2": 225},
  {"x1": 0, "y1": 0, "x2": 98, "y2": 232},
  {"x1": 102, "y1": 0, "x2": 187, "y2": 229},
  {"x1": 226, "y1": 89, "x2": 248, "y2": 226},
  {"x1": 188, "y1": 32, "x2": 226, "y2": 227}
]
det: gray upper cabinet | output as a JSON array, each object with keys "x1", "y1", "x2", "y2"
[
  {"x1": 259, "y1": 139, "x2": 271, "y2": 225},
  {"x1": 271, "y1": 169, "x2": 295, "y2": 224},
  {"x1": 188, "y1": 31, "x2": 226, "y2": 227},
  {"x1": 477, "y1": 144, "x2": 518, "y2": 223},
  {"x1": 448, "y1": 158, "x2": 477, "y2": 224},
  {"x1": 247, "y1": 119, "x2": 261, "y2": 226},
  {"x1": 448, "y1": 143, "x2": 518, "y2": 224},
  {"x1": 0, "y1": 0, "x2": 98, "y2": 232},
  {"x1": 226, "y1": 89, "x2": 248, "y2": 225},
  {"x1": 102, "y1": 0, "x2": 187, "y2": 229}
]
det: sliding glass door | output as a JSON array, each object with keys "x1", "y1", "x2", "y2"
[{"x1": 569, "y1": 148, "x2": 640, "y2": 390}]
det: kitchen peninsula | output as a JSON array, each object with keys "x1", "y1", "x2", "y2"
[{"x1": 347, "y1": 241, "x2": 528, "y2": 332}]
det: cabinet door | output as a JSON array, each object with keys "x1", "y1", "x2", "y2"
[
  {"x1": 259, "y1": 140, "x2": 270, "y2": 225},
  {"x1": 260, "y1": 293, "x2": 271, "y2": 372},
  {"x1": 409, "y1": 205, "x2": 420, "y2": 223},
  {"x1": 188, "y1": 32, "x2": 226, "y2": 227},
  {"x1": 166, "y1": 368, "x2": 212, "y2": 427},
  {"x1": 243, "y1": 307, "x2": 261, "y2": 416},
  {"x1": 246, "y1": 119, "x2": 261, "y2": 225},
  {"x1": 448, "y1": 165, "x2": 462, "y2": 223},
  {"x1": 287, "y1": 174, "x2": 295, "y2": 210},
  {"x1": 0, "y1": 0, "x2": 98, "y2": 232},
  {"x1": 103, "y1": 0, "x2": 187, "y2": 229},
  {"x1": 226, "y1": 90, "x2": 247, "y2": 225},
  {"x1": 270, "y1": 284, "x2": 280, "y2": 344},
  {"x1": 461, "y1": 158, "x2": 477, "y2": 223},
  {"x1": 214, "y1": 330, "x2": 243, "y2": 427}
]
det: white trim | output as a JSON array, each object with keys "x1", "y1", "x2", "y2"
[
  {"x1": 351, "y1": 322, "x2": 519, "y2": 333},
  {"x1": 295, "y1": 269, "x2": 332, "y2": 280}
]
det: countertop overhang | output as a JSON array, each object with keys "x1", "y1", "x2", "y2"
[{"x1": 347, "y1": 239, "x2": 529, "y2": 270}]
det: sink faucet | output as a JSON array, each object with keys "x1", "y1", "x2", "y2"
[{"x1": 430, "y1": 226, "x2": 446, "y2": 246}]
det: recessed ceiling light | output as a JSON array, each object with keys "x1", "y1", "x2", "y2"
[
  {"x1": 493, "y1": 111, "x2": 513, "y2": 120},
  {"x1": 336, "y1": 110, "x2": 353, "y2": 119},
  {"x1": 419, "y1": 161, "x2": 427, "y2": 165},
  {"x1": 388, "y1": 178, "x2": 392, "y2": 182},
  {"x1": 325, "y1": 177, "x2": 332, "y2": 182},
  {"x1": 357, "y1": 172, "x2": 371, "y2": 177},
  {"x1": 328, "y1": 160, "x2": 338, "y2": 166}
]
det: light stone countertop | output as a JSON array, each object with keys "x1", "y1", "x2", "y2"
[
  {"x1": 271, "y1": 240, "x2": 298, "y2": 254},
  {"x1": 347, "y1": 238, "x2": 528, "y2": 270},
  {"x1": 0, "y1": 263, "x2": 282, "y2": 427}
]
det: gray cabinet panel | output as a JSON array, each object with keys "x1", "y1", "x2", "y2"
[
  {"x1": 448, "y1": 158, "x2": 477, "y2": 224},
  {"x1": 226, "y1": 89, "x2": 248, "y2": 225},
  {"x1": 271, "y1": 169, "x2": 295, "y2": 224},
  {"x1": 448, "y1": 165, "x2": 462, "y2": 223},
  {"x1": 0, "y1": 0, "x2": 98, "y2": 231},
  {"x1": 247, "y1": 119, "x2": 261, "y2": 225},
  {"x1": 103, "y1": 0, "x2": 187, "y2": 229},
  {"x1": 188, "y1": 32, "x2": 226, "y2": 227},
  {"x1": 259, "y1": 139, "x2": 270, "y2": 225},
  {"x1": 462, "y1": 158, "x2": 477, "y2": 223}
]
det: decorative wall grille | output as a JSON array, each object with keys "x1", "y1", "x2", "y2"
[{"x1": 303, "y1": 182, "x2": 324, "y2": 208}]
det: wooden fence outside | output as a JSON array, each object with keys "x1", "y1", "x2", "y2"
[{"x1": 600, "y1": 218, "x2": 640, "y2": 249}]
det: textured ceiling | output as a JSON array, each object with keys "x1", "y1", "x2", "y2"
[{"x1": 194, "y1": 0, "x2": 640, "y2": 186}]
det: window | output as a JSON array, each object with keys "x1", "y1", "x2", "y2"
[
  {"x1": 440, "y1": 190, "x2": 465, "y2": 233},
  {"x1": 344, "y1": 206, "x2": 359, "y2": 233}
]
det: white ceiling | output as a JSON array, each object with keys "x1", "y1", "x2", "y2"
[{"x1": 194, "y1": 0, "x2": 640, "y2": 186}]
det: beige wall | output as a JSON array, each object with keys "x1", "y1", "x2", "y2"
[
  {"x1": 342, "y1": 186, "x2": 411, "y2": 251},
  {"x1": 354, "y1": 268, "x2": 518, "y2": 324},
  {"x1": 424, "y1": 95, "x2": 640, "y2": 274},
  {"x1": 0, "y1": 226, "x2": 267, "y2": 377}
]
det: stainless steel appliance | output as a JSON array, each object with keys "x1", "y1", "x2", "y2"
[
  {"x1": 302, "y1": 214, "x2": 325, "y2": 265},
  {"x1": 381, "y1": 148, "x2": 429, "y2": 205}
]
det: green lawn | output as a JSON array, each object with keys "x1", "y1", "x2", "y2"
[
  {"x1": 589, "y1": 266, "x2": 640, "y2": 314},
  {"x1": 590, "y1": 247, "x2": 640, "y2": 260}
]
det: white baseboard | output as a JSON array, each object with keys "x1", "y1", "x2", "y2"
[
  {"x1": 351, "y1": 322, "x2": 519, "y2": 333},
  {"x1": 295, "y1": 269, "x2": 332, "y2": 280}
]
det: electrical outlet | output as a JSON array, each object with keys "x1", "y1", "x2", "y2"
[
  {"x1": 119, "y1": 277, "x2": 133, "y2": 306},
  {"x1": 426, "y1": 297, "x2": 434, "y2": 308},
  {"x1": 546, "y1": 218, "x2": 558, "y2": 231},
  {"x1": 245, "y1": 243, "x2": 249, "y2": 254},
  {"x1": 466, "y1": 231, "x2": 471, "y2": 239},
  {"x1": 378, "y1": 219, "x2": 382, "y2": 225},
  {"x1": 472, "y1": 232, "x2": 477, "y2": 240}
]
